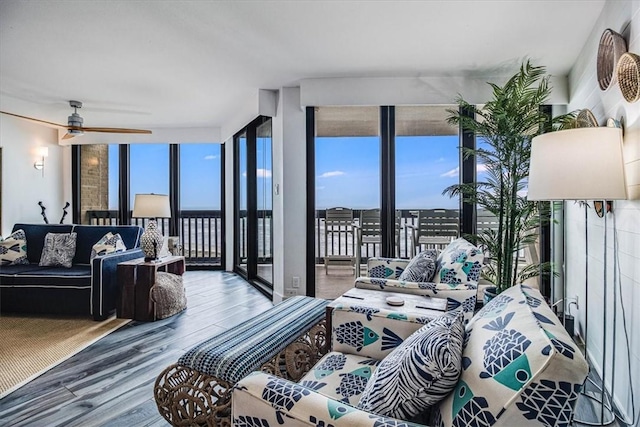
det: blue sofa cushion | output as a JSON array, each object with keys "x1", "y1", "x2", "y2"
[
  {"x1": 4, "y1": 265, "x2": 91, "y2": 288},
  {"x1": 72, "y1": 225, "x2": 143, "y2": 264},
  {"x1": 12, "y1": 224, "x2": 74, "y2": 264}
]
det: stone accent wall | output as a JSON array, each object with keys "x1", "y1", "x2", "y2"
[{"x1": 80, "y1": 144, "x2": 109, "y2": 224}]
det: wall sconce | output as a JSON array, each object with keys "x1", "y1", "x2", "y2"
[{"x1": 34, "y1": 147, "x2": 48, "y2": 176}]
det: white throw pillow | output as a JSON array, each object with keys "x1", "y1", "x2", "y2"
[
  {"x1": 90, "y1": 232, "x2": 127, "y2": 260},
  {"x1": 0, "y1": 229, "x2": 29, "y2": 265}
]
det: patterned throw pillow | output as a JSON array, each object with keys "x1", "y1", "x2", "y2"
[
  {"x1": 0, "y1": 229, "x2": 29, "y2": 265},
  {"x1": 357, "y1": 311, "x2": 465, "y2": 420},
  {"x1": 90, "y1": 232, "x2": 127, "y2": 260},
  {"x1": 39, "y1": 232, "x2": 77, "y2": 268},
  {"x1": 398, "y1": 249, "x2": 438, "y2": 282},
  {"x1": 434, "y1": 237, "x2": 484, "y2": 286}
]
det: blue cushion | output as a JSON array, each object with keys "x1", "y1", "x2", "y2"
[
  {"x1": 5, "y1": 265, "x2": 91, "y2": 288},
  {"x1": 178, "y1": 296, "x2": 329, "y2": 383}
]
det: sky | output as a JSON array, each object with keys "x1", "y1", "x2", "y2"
[
  {"x1": 109, "y1": 143, "x2": 222, "y2": 210},
  {"x1": 315, "y1": 135, "x2": 460, "y2": 210},
  {"x1": 109, "y1": 134, "x2": 463, "y2": 211}
]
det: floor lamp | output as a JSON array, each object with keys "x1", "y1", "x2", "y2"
[{"x1": 528, "y1": 127, "x2": 627, "y2": 426}]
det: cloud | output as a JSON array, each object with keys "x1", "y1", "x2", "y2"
[
  {"x1": 441, "y1": 167, "x2": 459, "y2": 178},
  {"x1": 440, "y1": 163, "x2": 488, "y2": 178},
  {"x1": 257, "y1": 168, "x2": 272, "y2": 178},
  {"x1": 204, "y1": 155, "x2": 219, "y2": 160},
  {"x1": 316, "y1": 186, "x2": 325, "y2": 191},
  {"x1": 318, "y1": 170, "x2": 345, "y2": 178}
]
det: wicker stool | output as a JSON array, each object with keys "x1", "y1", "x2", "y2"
[{"x1": 154, "y1": 296, "x2": 329, "y2": 427}]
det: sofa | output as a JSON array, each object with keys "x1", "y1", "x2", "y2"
[
  {"x1": 232, "y1": 283, "x2": 589, "y2": 426},
  {"x1": 354, "y1": 237, "x2": 484, "y2": 324},
  {"x1": 0, "y1": 223, "x2": 144, "y2": 320}
]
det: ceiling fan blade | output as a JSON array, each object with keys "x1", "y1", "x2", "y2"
[
  {"x1": 62, "y1": 132, "x2": 76, "y2": 140},
  {"x1": 80, "y1": 126, "x2": 152, "y2": 134},
  {"x1": 0, "y1": 110, "x2": 68, "y2": 129}
]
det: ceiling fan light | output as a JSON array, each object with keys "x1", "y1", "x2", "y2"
[
  {"x1": 68, "y1": 112, "x2": 83, "y2": 127},
  {"x1": 68, "y1": 129, "x2": 84, "y2": 136}
]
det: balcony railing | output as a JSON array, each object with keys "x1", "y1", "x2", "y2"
[
  {"x1": 87, "y1": 210, "x2": 223, "y2": 266},
  {"x1": 86, "y1": 208, "x2": 501, "y2": 267}
]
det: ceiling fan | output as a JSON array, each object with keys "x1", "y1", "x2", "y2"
[{"x1": 0, "y1": 100, "x2": 152, "y2": 140}]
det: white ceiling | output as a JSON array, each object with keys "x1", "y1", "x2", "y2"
[{"x1": 0, "y1": 0, "x2": 606, "y2": 138}]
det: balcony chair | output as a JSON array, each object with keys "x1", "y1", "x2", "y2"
[
  {"x1": 407, "y1": 208, "x2": 459, "y2": 257},
  {"x1": 353, "y1": 209, "x2": 401, "y2": 276},
  {"x1": 324, "y1": 207, "x2": 356, "y2": 275}
]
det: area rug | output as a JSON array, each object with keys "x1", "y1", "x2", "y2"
[{"x1": 0, "y1": 314, "x2": 130, "y2": 399}]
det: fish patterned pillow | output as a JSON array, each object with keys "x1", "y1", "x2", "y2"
[
  {"x1": 90, "y1": 232, "x2": 127, "y2": 260},
  {"x1": 0, "y1": 229, "x2": 29, "y2": 266},
  {"x1": 434, "y1": 237, "x2": 484, "y2": 286}
]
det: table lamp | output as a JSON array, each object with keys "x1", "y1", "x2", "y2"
[{"x1": 132, "y1": 193, "x2": 172, "y2": 261}]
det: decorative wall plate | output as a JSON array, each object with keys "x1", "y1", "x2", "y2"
[
  {"x1": 616, "y1": 52, "x2": 640, "y2": 103},
  {"x1": 597, "y1": 28, "x2": 627, "y2": 91}
]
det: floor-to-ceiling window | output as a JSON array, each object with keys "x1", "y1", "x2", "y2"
[
  {"x1": 74, "y1": 142, "x2": 224, "y2": 268},
  {"x1": 256, "y1": 121, "x2": 273, "y2": 284},
  {"x1": 307, "y1": 105, "x2": 460, "y2": 298},
  {"x1": 395, "y1": 106, "x2": 459, "y2": 257},
  {"x1": 235, "y1": 131, "x2": 249, "y2": 275},
  {"x1": 313, "y1": 106, "x2": 380, "y2": 299},
  {"x1": 180, "y1": 144, "x2": 223, "y2": 267},
  {"x1": 130, "y1": 143, "x2": 170, "y2": 232},
  {"x1": 234, "y1": 117, "x2": 273, "y2": 294}
]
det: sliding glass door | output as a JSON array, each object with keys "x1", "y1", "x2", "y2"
[{"x1": 234, "y1": 117, "x2": 273, "y2": 293}]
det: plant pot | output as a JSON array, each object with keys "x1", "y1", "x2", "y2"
[{"x1": 483, "y1": 286, "x2": 498, "y2": 305}]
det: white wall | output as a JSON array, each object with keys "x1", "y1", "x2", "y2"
[
  {"x1": 272, "y1": 87, "x2": 307, "y2": 302},
  {"x1": 0, "y1": 115, "x2": 69, "y2": 235},
  {"x1": 565, "y1": 0, "x2": 639, "y2": 420}
]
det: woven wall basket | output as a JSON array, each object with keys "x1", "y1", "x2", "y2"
[
  {"x1": 616, "y1": 52, "x2": 640, "y2": 103},
  {"x1": 597, "y1": 28, "x2": 627, "y2": 91}
]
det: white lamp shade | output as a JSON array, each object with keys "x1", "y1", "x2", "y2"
[
  {"x1": 132, "y1": 194, "x2": 171, "y2": 218},
  {"x1": 528, "y1": 127, "x2": 627, "y2": 201}
]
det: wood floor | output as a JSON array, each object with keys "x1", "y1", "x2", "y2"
[
  {"x1": 0, "y1": 271, "x2": 273, "y2": 427},
  {"x1": 0, "y1": 271, "x2": 627, "y2": 427}
]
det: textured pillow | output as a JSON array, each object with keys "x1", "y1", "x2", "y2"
[
  {"x1": 90, "y1": 232, "x2": 127, "y2": 260},
  {"x1": 39, "y1": 232, "x2": 77, "y2": 268},
  {"x1": 398, "y1": 249, "x2": 438, "y2": 282},
  {"x1": 357, "y1": 311, "x2": 465, "y2": 420},
  {"x1": 0, "y1": 229, "x2": 29, "y2": 265},
  {"x1": 434, "y1": 237, "x2": 484, "y2": 286}
]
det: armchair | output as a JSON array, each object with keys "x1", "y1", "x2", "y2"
[
  {"x1": 232, "y1": 284, "x2": 589, "y2": 427},
  {"x1": 355, "y1": 237, "x2": 484, "y2": 323}
]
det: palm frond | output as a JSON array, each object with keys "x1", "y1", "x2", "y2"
[{"x1": 446, "y1": 60, "x2": 558, "y2": 293}]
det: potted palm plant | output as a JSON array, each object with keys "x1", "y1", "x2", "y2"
[{"x1": 444, "y1": 61, "x2": 573, "y2": 296}]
